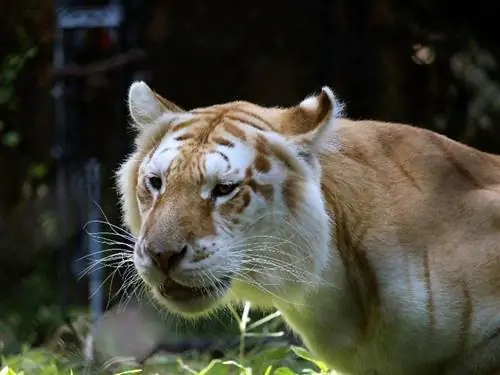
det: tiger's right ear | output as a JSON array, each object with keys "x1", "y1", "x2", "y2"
[{"x1": 127, "y1": 81, "x2": 184, "y2": 129}]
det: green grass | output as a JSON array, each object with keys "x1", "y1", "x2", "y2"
[
  {"x1": 1, "y1": 344, "x2": 330, "y2": 375},
  {"x1": 1, "y1": 303, "x2": 334, "y2": 375}
]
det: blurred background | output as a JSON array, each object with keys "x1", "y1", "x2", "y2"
[{"x1": 1, "y1": 0, "x2": 499, "y2": 374}]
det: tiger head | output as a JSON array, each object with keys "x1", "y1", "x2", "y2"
[{"x1": 116, "y1": 81, "x2": 343, "y2": 317}]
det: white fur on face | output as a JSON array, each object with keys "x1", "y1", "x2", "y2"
[
  {"x1": 185, "y1": 131, "x2": 332, "y2": 308},
  {"x1": 200, "y1": 141, "x2": 256, "y2": 201},
  {"x1": 145, "y1": 141, "x2": 180, "y2": 177},
  {"x1": 140, "y1": 114, "x2": 196, "y2": 175}
]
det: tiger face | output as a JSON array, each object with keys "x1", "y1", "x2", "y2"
[{"x1": 116, "y1": 81, "x2": 342, "y2": 316}]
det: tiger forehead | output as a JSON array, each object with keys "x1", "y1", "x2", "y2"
[
  {"x1": 165, "y1": 104, "x2": 275, "y2": 144},
  {"x1": 190, "y1": 102, "x2": 278, "y2": 132},
  {"x1": 156, "y1": 147, "x2": 223, "y2": 182},
  {"x1": 147, "y1": 142, "x2": 244, "y2": 184},
  {"x1": 158, "y1": 110, "x2": 272, "y2": 156},
  {"x1": 141, "y1": 103, "x2": 282, "y2": 185}
]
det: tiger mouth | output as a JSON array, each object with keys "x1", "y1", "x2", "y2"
[{"x1": 158, "y1": 276, "x2": 231, "y2": 302}]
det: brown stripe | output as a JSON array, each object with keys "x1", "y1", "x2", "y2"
[
  {"x1": 423, "y1": 249, "x2": 435, "y2": 333},
  {"x1": 379, "y1": 138, "x2": 422, "y2": 192},
  {"x1": 214, "y1": 151, "x2": 229, "y2": 164},
  {"x1": 171, "y1": 118, "x2": 201, "y2": 133},
  {"x1": 282, "y1": 177, "x2": 301, "y2": 216},
  {"x1": 352, "y1": 227, "x2": 380, "y2": 339},
  {"x1": 245, "y1": 167, "x2": 274, "y2": 203},
  {"x1": 153, "y1": 92, "x2": 184, "y2": 112},
  {"x1": 147, "y1": 141, "x2": 164, "y2": 162},
  {"x1": 256, "y1": 183, "x2": 274, "y2": 202},
  {"x1": 254, "y1": 153, "x2": 271, "y2": 173},
  {"x1": 239, "y1": 190, "x2": 251, "y2": 212},
  {"x1": 460, "y1": 280, "x2": 472, "y2": 350},
  {"x1": 175, "y1": 134, "x2": 194, "y2": 142},
  {"x1": 223, "y1": 123, "x2": 247, "y2": 141},
  {"x1": 427, "y1": 133, "x2": 482, "y2": 188},
  {"x1": 231, "y1": 108, "x2": 276, "y2": 130},
  {"x1": 340, "y1": 146, "x2": 379, "y2": 174},
  {"x1": 404, "y1": 252, "x2": 413, "y2": 300},
  {"x1": 197, "y1": 154, "x2": 206, "y2": 176},
  {"x1": 158, "y1": 147, "x2": 172, "y2": 155},
  {"x1": 395, "y1": 160, "x2": 422, "y2": 191},
  {"x1": 225, "y1": 114, "x2": 267, "y2": 132},
  {"x1": 268, "y1": 142, "x2": 303, "y2": 175},
  {"x1": 255, "y1": 133, "x2": 270, "y2": 155},
  {"x1": 323, "y1": 184, "x2": 379, "y2": 341},
  {"x1": 212, "y1": 136, "x2": 234, "y2": 147}
]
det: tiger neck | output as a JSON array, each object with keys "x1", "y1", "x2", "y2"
[{"x1": 275, "y1": 151, "x2": 379, "y2": 350}]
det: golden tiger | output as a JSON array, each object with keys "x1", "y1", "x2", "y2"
[{"x1": 116, "y1": 81, "x2": 500, "y2": 375}]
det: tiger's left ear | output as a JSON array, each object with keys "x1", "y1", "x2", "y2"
[
  {"x1": 288, "y1": 86, "x2": 343, "y2": 153},
  {"x1": 128, "y1": 81, "x2": 184, "y2": 130}
]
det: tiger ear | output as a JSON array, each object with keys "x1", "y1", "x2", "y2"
[
  {"x1": 288, "y1": 86, "x2": 344, "y2": 153},
  {"x1": 127, "y1": 81, "x2": 184, "y2": 129}
]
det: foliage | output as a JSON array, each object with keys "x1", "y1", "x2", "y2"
[
  {"x1": 1, "y1": 346, "x2": 332, "y2": 375},
  {"x1": 0, "y1": 26, "x2": 38, "y2": 148},
  {"x1": 0, "y1": 255, "x2": 66, "y2": 351},
  {"x1": 0, "y1": 28, "x2": 38, "y2": 110},
  {"x1": 1, "y1": 304, "x2": 335, "y2": 375}
]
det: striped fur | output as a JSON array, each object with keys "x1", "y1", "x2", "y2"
[{"x1": 116, "y1": 81, "x2": 500, "y2": 375}]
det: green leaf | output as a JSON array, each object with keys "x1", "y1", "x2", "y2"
[
  {"x1": 272, "y1": 367, "x2": 296, "y2": 375},
  {"x1": 197, "y1": 359, "x2": 251, "y2": 375},
  {"x1": 0, "y1": 86, "x2": 13, "y2": 104},
  {"x1": 247, "y1": 345, "x2": 290, "y2": 364},
  {"x1": 2, "y1": 131, "x2": 21, "y2": 147},
  {"x1": 263, "y1": 366, "x2": 274, "y2": 375},
  {"x1": 2, "y1": 67, "x2": 18, "y2": 83},
  {"x1": 176, "y1": 358, "x2": 198, "y2": 375},
  {"x1": 221, "y1": 360, "x2": 251, "y2": 374},
  {"x1": 6, "y1": 55, "x2": 23, "y2": 71},
  {"x1": 290, "y1": 346, "x2": 329, "y2": 373},
  {"x1": 197, "y1": 359, "x2": 220, "y2": 375},
  {"x1": 39, "y1": 363, "x2": 59, "y2": 375},
  {"x1": 28, "y1": 163, "x2": 48, "y2": 179},
  {"x1": 25, "y1": 47, "x2": 38, "y2": 59},
  {"x1": 113, "y1": 370, "x2": 142, "y2": 375},
  {"x1": 0, "y1": 367, "x2": 15, "y2": 375}
]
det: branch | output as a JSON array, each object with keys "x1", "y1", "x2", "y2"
[{"x1": 51, "y1": 49, "x2": 146, "y2": 79}]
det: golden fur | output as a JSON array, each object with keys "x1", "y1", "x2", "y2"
[{"x1": 116, "y1": 81, "x2": 500, "y2": 375}]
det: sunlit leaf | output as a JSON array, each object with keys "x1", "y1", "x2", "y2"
[
  {"x1": 272, "y1": 367, "x2": 296, "y2": 375},
  {"x1": 113, "y1": 370, "x2": 143, "y2": 375},
  {"x1": 0, "y1": 366, "x2": 15, "y2": 375},
  {"x1": 290, "y1": 347, "x2": 329, "y2": 373}
]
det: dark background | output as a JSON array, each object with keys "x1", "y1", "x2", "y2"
[{"x1": 1, "y1": 0, "x2": 500, "y2": 367}]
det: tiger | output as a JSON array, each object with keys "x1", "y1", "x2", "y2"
[{"x1": 115, "y1": 80, "x2": 500, "y2": 375}]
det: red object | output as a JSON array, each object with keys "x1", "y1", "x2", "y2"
[{"x1": 98, "y1": 29, "x2": 112, "y2": 52}]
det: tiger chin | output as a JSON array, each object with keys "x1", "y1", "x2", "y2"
[{"x1": 116, "y1": 80, "x2": 500, "y2": 375}]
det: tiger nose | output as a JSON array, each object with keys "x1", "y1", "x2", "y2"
[{"x1": 146, "y1": 243, "x2": 188, "y2": 275}]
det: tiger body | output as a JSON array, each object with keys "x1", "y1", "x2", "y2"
[{"x1": 116, "y1": 81, "x2": 500, "y2": 375}]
